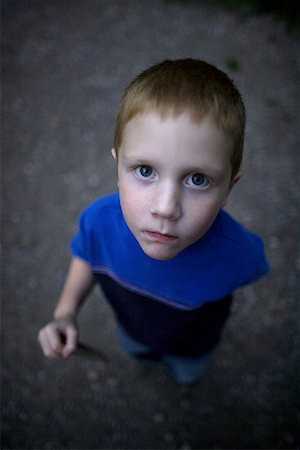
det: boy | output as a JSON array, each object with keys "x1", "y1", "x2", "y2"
[{"x1": 38, "y1": 59, "x2": 268, "y2": 384}]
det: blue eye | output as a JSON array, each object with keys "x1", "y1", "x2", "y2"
[
  {"x1": 186, "y1": 173, "x2": 209, "y2": 189},
  {"x1": 135, "y1": 165, "x2": 154, "y2": 178}
]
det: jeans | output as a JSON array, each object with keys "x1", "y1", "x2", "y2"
[{"x1": 117, "y1": 325, "x2": 213, "y2": 384}]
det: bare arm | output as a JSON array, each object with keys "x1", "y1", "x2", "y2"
[
  {"x1": 54, "y1": 256, "x2": 95, "y2": 319},
  {"x1": 38, "y1": 256, "x2": 95, "y2": 358}
]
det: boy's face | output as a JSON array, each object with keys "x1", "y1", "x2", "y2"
[{"x1": 113, "y1": 111, "x2": 240, "y2": 260}]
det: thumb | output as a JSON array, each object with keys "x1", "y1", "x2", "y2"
[{"x1": 62, "y1": 325, "x2": 78, "y2": 358}]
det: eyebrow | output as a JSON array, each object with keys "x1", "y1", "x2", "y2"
[{"x1": 123, "y1": 155, "x2": 153, "y2": 166}]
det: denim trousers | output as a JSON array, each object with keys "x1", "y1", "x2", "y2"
[{"x1": 117, "y1": 325, "x2": 213, "y2": 384}]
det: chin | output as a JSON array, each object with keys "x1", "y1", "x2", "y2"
[{"x1": 141, "y1": 244, "x2": 179, "y2": 261}]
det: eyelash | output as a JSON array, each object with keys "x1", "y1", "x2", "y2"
[
  {"x1": 135, "y1": 165, "x2": 155, "y2": 179},
  {"x1": 185, "y1": 173, "x2": 210, "y2": 189},
  {"x1": 134, "y1": 165, "x2": 210, "y2": 189}
]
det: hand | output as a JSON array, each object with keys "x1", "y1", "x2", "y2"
[{"x1": 38, "y1": 316, "x2": 78, "y2": 359}]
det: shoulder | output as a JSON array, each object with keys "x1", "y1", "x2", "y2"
[
  {"x1": 79, "y1": 192, "x2": 121, "y2": 225},
  {"x1": 71, "y1": 192, "x2": 126, "y2": 265},
  {"x1": 215, "y1": 209, "x2": 265, "y2": 254},
  {"x1": 81, "y1": 191, "x2": 120, "y2": 215},
  {"x1": 209, "y1": 209, "x2": 269, "y2": 279}
]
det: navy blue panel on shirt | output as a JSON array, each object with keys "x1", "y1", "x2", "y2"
[
  {"x1": 96, "y1": 273, "x2": 233, "y2": 357},
  {"x1": 71, "y1": 192, "x2": 269, "y2": 309}
]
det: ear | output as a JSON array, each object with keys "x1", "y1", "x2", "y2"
[
  {"x1": 111, "y1": 148, "x2": 119, "y2": 187},
  {"x1": 230, "y1": 170, "x2": 242, "y2": 187},
  {"x1": 222, "y1": 170, "x2": 242, "y2": 207}
]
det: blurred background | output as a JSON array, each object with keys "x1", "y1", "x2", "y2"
[{"x1": 2, "y1": 0, "x2": 299, "y2": 448}]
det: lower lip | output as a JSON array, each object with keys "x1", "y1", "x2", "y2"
[{"x1": 144, "y1": 231, "x2": 177, "y2": 243}]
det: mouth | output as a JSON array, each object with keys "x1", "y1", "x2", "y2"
[{"x1": 143, "y1": 230, "x2": 178, "y2": 243}]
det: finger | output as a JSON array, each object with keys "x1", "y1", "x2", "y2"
[
  {"x1": 62, "y1": 326, "x2": 78, "y2": 358},
  {"x1": 38, "y1": 328, "x2": 61, "y2": 359},
  {"x1": 44, "y1": 326, "x2": 65, "y2": 354}
]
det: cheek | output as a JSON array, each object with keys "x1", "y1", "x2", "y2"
[
  {"x1": 119, "y1": 175, "x2": 151, "y2": 209},
  {"x1": 119, "y1": 182, "x2": 143, "y2": 222},
  {"x1": 187, "y1": 200, "x2": 221, "y2": 235}
]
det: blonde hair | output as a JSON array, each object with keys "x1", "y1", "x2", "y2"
[{"x1": 114, "y1": 59, "x2": 245, "y2": 178}]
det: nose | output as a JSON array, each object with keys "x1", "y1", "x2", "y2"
[{"x1": 150, "y1": 182, "x2": 182, "y2": 221}]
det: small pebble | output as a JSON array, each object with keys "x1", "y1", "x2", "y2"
[
  {"x1": 181, "y1": 444, "x2": 192, "y2": 450},
  {"x1": 180, "y1": 399, "x2": 190, "y2": 409},
  {"x1": 164, "y1": 432, "x2": 175, "y2": 443},
  {"x1": 87, "y1": 369, "x2": 99, "y2": 382},
  {"x1": 153, "y1": 413, "x2": 164, "y2": 424},
  {"x1": 107, "y1": 378, "x2": 118, "y2": 388}
]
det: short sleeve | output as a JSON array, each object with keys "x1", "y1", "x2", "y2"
[
  {"x1": 252, "y1": 233, "x2": 269, "y2": 281},
  {"x1": 70, "y1": 211, "x2": 92, "y2": 263}
]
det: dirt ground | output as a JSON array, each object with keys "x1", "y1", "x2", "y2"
[{"x1": 2, "y1": 1, "x2": 299, "y2": 449}]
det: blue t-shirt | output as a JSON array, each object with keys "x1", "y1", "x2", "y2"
[{"x1": 71, "y1": 192, "x2": 268, "y2": 356}]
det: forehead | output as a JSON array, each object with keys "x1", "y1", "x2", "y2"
[
  {"x1": 121, "y1": 111, "x2": 231, "y2": 154},
  {"x1": 120, "y1": 111, "x2": 232, "y2": 175}
]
